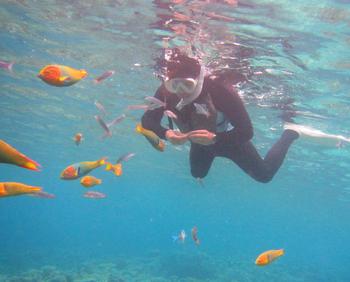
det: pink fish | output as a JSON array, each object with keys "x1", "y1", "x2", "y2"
[
  {"x1": 95, "y1": 115, "x2": 112, "y2": 138},
  {"x1": 93, "y1": 70, "x2": 115, "y2": 84},
  {"x1": 84, "y1": 191, "x2": 106, "y2": 199},
  {"x1": 164, "y1": 110, "x2": 178, "y2": 119},
  {"x1": 145, "y1": 96, "x2": 166, "y2": 110},
  {"x1": 107, "y1": 114, "x2": 126, "y2": 128},
  {"x1": 0, "y1": 60, "x2": 14, "y2": 72},
  {"x1": 116, "y1": 152, "x2": 136, "y2": 163},
  {"x1": 31, "y1": 191, "x2": 56, "y2": 199},
  {"x1": 127, "y1": 104, "x2": 149, "y2": 111},
  {"x1": 95, "y1": 100, "x2": 107, "y2": 115}
]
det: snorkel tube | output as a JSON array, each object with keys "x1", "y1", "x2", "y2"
[{"x1": 175, "y1": 66, "x2": 205, "y2": 111}]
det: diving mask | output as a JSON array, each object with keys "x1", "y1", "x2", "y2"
[{"x1": 164, "y1": 77, "x2": 198, "y2": 94}]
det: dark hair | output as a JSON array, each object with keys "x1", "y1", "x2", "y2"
[{"x1": 165, "y1": 48, "x2": 201, "y2": 79}]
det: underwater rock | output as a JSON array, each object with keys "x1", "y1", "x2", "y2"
[
  {"x1": 159, "y1": 252, "x2": 217, "y2": 280},
  {"x1": 107, "y1": 274, "x2": 125, "y2": 282}
]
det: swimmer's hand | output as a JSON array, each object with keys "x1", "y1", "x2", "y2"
[
  {"x1": 165, "y1": 130, "x2": 189, "y2": 145},
  {"x1": 187, "y1": 130, "x2": 216, "y2": 146}
]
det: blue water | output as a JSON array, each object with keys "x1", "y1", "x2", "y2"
[{"x1": 1, "y1": 0, "x2": 350, "y2": 281}]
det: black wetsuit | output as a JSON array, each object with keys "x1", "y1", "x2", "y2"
[{"x1": 142, "y1": 77, "x2": 298, "y2": 183}]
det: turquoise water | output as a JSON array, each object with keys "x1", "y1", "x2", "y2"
[{"x1": 1, "y1": 0, "x2": 350, "y2": 281}]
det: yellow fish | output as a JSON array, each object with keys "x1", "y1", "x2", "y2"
[
  {"x1": 0, "y1": 139, "x2": 41, "y2": 171},
  {"x1": 0, "y1": 182, "x2": 41, "y2": 198},
  {"x1": 38, "y1": 64, "x2": 87, "y2": 87},
  {"x1": 60, "y1": 157, "x2": 107, "y2": 180},
  {"x1": 255, "y1": 249, "x2": 284, "y2": 266},
  {"x1": 135, "y1": 123, "x2": 165, "y2": 152},
  {"x1": 80, "y1": 175, "x2": 102, "y2": 188}
]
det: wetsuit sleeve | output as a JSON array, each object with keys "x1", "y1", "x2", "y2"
[
  {"x1": 141, "y1": 87, "x2": 168, "y2": 139},
  {"x1": 213, "y1": 84, "x2": 253, "y2": 145}
]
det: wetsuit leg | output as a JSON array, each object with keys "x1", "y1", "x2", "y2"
[
  {"x1": 217, "y1": 130, "x2": 298, "y2": 183},
  {"x1": 190, "y1": 143, "x2": 215, "y2": 178}
]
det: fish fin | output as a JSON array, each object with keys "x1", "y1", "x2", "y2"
[
  {"x1": 59, "y1": 76, "x2": 72, "y2": 82},
  {"x1": 76, "y1": 167, "x2": 80, "y2": 177}
]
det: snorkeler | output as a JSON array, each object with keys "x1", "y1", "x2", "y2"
[{"x1": 141, "y1": 48, "x2": 349, "y2": 183}]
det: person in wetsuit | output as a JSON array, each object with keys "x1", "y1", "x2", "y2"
[{"x1": 141, "y1": 48, "x2": 299, "y2": 183}]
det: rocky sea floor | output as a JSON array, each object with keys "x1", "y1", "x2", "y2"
[{"x1": 0, "y1": 251, "x2": 345, "y2": 282}]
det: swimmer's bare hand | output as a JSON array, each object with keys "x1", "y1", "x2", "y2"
[
  {"x1": 188, "y1": 130, "x2": 216, "y2": 146},
  {"x1": 165, "y1": 130, "x2": 189, "y2": 145}
]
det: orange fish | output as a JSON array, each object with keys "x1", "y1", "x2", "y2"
[
  {"x1": 80, "y1": 175, "x2": 102, "y2": 188},
  {"x1": 191, "y1": 226, "x2": 200, "y2": 245},
  {"x1": 38, "y1": 64, "x2": 87, "y2": 87},
  {"x1": 105, "y1": 162, "x2": 122, "y2": 176},
  {"x1": 0, "y1": 182, "x2": 41, "y2": 198},
  {"x1": 255, "y1": 249, "x2": 284, "y2": 266},
  {"x1": 73, "y1": 133, "x2": 83, "y2": 145},
  {"x1": 0, "y1": 139, "x2": 41, "y2": 171}
]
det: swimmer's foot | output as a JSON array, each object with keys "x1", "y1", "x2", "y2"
[{"x1": 284, "y1": 122, "x2": 350, "y2": 147}]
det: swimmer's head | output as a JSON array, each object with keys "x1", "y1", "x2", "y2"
[
  {"x1": 165, "y1": 48, "x2": 201, "y2": 80},
  {"x1": 163, "y1": 48, "x2": 204, "y2": 109}
]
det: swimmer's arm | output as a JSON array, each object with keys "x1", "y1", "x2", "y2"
[
  {"x1": 213, "y1": 85, "x2": 253, "y2": 145},
  {"x1": 141, "y1": 87, "x2": 168, "y2": 139}
]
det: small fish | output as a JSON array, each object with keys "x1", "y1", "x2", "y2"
[
  {"x1": 38, "y1": 65, "x2": 87, "y2": 87},
  {"x1": 107, "y1": 114, "x2": 126, "y2": 128},
  {"x1": 116, "y1": 152, "x2": 136, "y2": 163},
  {"x1": 127, "y1": 104, "x2": 149, "y2": 111},
  {"x1": 0, "y1": 182, "x2": 41, "y2": 198},
  {"x1": 95, "y1": 100, "x2": 107, "y2": 115},
  {"x1": 255, "y1": 249, "x2": 284, "y2": 266},
  {"x1": 80, "y1": 175, "x2": 102, "y2": 188},
  {"x1": 0, "y1": 139, "x2": 41, "y2": 171},
  {"x1": 194, "y1": 103, "x2": 210, "y2": 118},
  {"x1": 172, "y1": 230, "x2": 186, "y2": 243},
  {"x1": 84, "y1": 191, "x2": 106, "y2": 199},
  {"x1": 31, "y1": 191, "x2": 56, "y2": 199},
  {"x1": 93, "y1": 70, "x2": 115, "y2": 84},
  {"x1": 0, "y1": 60, "x2": 14, "y2": 72},
  {"x1": 60, "y1": 158, "x2": 107, "y2": 180},
  {"x1": 191, "y1": 226, "x2": 200, "y2": 245},
  {"x1": 135, "y1": 124, "x2": 165, "y2": 152},
  {"x1": 73, "y1": 133, "x2": 83, "y2": 145},
  {"x1": 105, "y1": 162, "x2": 122, "y2": 176},
  {"x1": 95, "y1": 115, "x2": 112, "y2": 138},
  {"x1": 164, "y1": 110, "x2": 178, "y2": 119},
  {"x1": 145, "y1": 96, "x2": 166, "y2": 110}
]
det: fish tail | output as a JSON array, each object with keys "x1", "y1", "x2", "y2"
[
  {"x1": 172, "y1": 236, "x2": 178, "y2": 242},
  {"x1": 135, "y1": 123, "x2": 145, "y2": 135},
  {"x1": 98, "y1": 179, "x2": 102, "y2": 184},
  {"x1": 98, "y1": 157, "x2": 107, "y2": 166},
  {"x1": 105, "y1": 162, "x2": 112, "y2": 171},
  {"x1": 8, "y1": 62, "x2": 14, "y2": 72},
  {"x1": 28, "y1": 186, "x2": 42, "y2": 193},
  {"x1": 277, "y1": 249, "x2": 285, "y2": 256},
  {"x1": 80, "y1": 69, "x2": 88, "y2": 78},
  {"x1": 20, "y1": 158, "x2": 41, "y2": 171}
]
